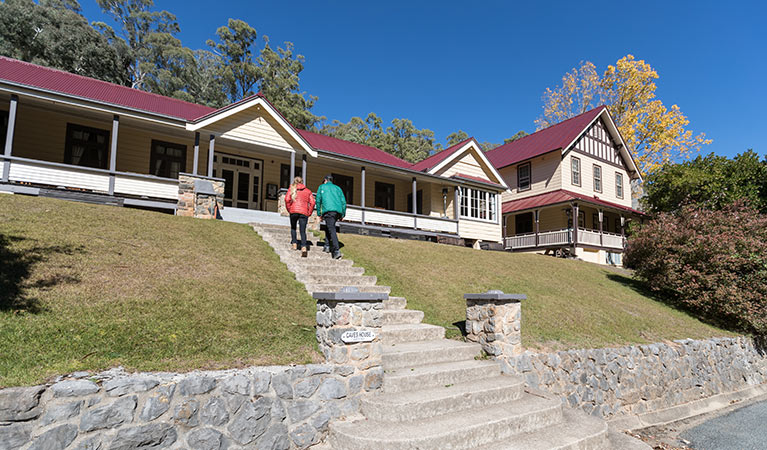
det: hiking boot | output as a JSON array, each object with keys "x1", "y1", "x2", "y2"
[
  {"x1": 291, "y1": 243, "x2": 298, "y2": 251},
  {"x1": 323, "y1": 245, "x2": 330, "y2": 253},
  {"x1": 301, "y1": 247, "x2": 308, "y2": 257},
  {"x1": 332, "y1": 251, "x2": 342, "y2": 260}
]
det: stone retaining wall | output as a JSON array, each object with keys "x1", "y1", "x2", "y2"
[
  {"x1": 500, "y1": 336, "x2": 767, "y2": 420},
  {"x1": 0, "y1": 364, "x2": 370, "y2": 450}
]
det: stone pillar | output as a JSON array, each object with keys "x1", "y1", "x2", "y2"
[
  {"x1": 177, "y1": 173, "x2": 224, "y2": 219},
  {"x1": 277, "y1": 189, "x2": 289, "y2": 216},
  {"x1": 465, "y1": 290, "x2": 526, "y2": 358},
  {"x1": 314, "y1": 287, "x2": 385, "y2": 392}
]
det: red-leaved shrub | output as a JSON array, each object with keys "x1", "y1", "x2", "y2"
[{"x1": 624, "y1": 203, "x2": 767, "y2": 335}]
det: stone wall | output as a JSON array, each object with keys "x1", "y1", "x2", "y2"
[
  {"x1": 177, "y1": 173, "x2": 224, "y2": 219},
  {"x1": 500, "y1": 337, "x2": 767, "y2": 420},
  {"x1": 0, "y1": 364, "x2": 368, "y2": 450}
]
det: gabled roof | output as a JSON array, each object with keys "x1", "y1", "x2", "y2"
[
  {"x1": 0, "y1": 56, "x2": 215, "y2": 121},
  {"x1": 501, "y1": 189, "x2": 645, "y2": 216},
  {"x1": 450, "y1": 173, "x2": 505, "y2": 190},
  {"x1": 486, "y1": 106, "x2": 607, "y2": 169},
  {"x1": 410, "y1": 138, "x2": 473, "y2": 172},
  {"x1": 297, "y1": 129, "x2": 412, "y2": 168}
]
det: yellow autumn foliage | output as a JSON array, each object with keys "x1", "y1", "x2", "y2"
[{"x1": 536, "y1": 55, "x2": 711, "y2": 176}]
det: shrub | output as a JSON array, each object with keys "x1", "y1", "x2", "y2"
[{"x1": 625, "y1": 203, "x2": 767, "y2": 335}]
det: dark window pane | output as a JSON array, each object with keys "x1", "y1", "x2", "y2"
[
  {"x1": 332, "y1": 173, "x2": 354, "y2": 205},
  {"x1": 150, "y1": 139, "x2": 186, "y2": 178},
  {"x1": 374, "y1": 182, "x2": 394, "y2": 210},
  {"x1": 237, "y1": 172, "x2": 249, "y2": 203},
  {"x1": 222, "y1": 170, "x2": 234, "y2": 199},
  {"x1": 65, "y1": 123, "x2": 109, "y2": 169}
]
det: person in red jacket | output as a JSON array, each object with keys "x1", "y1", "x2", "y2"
[{"x1": 285, "y1": 176, "x2": 315, "y2": 257}]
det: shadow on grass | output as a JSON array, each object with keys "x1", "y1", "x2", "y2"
[
  {"x1": 605, "y1": 272, "x2": 745, "y2": 335},
  {"x1": 0, "y1": 233, "x2": 83, "y2": 313}
]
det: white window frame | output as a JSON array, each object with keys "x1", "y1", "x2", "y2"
[
  {"x1": 571, "y1": 156, "x2": 581, "y2": 187},
  {"x1": 593, "y1": 164, "x2": 602, "y2": 193},
  {"x1": 615, "y1": 172, "x2": 624, "y2": 199},
  {"x1": 517, "y1": 162, "x2": 531, "y2": 191},
  {"x1": 459, "y1": 186, "x2": 498, "y2": 223}
]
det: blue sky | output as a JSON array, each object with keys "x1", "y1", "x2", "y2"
[{"x1": 80, "y1": 0, "x2": 766, "y2": 158}]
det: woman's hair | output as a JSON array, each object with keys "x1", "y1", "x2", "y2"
[{"x1": 289, "y1": 176, "x2": 303, "y2": 201}]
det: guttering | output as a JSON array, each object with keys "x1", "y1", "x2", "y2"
[{"x1": 0, "y1": 81, "x2": 190, "y2": 127}]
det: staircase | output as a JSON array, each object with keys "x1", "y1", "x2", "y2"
[{"x1": 252, "y1": 223, "x2": 647, "y2": 450}]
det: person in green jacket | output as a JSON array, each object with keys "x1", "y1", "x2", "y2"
[{"x1": 315, "y1": 174, "x2": 347, "y2": 259}]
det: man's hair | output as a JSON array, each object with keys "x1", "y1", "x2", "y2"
[{"x1": 323, "y1": 174, "x2": 333, "y2": 183}]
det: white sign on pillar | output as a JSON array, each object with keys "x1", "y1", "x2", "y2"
[{"x1": 341, "y1": 329, "x2": 376, "y2": 343}]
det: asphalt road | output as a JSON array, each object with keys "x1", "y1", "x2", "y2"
[{"x1": 679, "y1": 400, "x2": 767, "y2": 450}]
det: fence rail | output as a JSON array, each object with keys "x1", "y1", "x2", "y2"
[
  {"x1": 504, "y1": 227, "x2": 625, "y2": 250},
  {"x1": 345, "y1": 205, "x2": 458, "y2": 234}
]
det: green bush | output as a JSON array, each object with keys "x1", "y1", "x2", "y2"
[{"x1": 625, "y1": 203, "x2": 767, "y2": 334}]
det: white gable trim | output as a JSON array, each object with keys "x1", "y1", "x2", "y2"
[
  {"x1": 562, "y1": 108, "x2": 642, "y2": 181},
  {"x1": 185, "y1": 96, "x2": 317, "y2": 157},
  {"x1": 428, "y1": 139, "x2": 509, "y2": 189}
]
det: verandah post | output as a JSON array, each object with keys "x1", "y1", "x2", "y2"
[
  {"x1": 535, "y1": 209, "x2": 540, "y2": 247},
  {"x1": 207, "y1": 134, "x2": 215, "y2": 177},
  {"x1": 360, "y1": 166, "x2": 366, "y2": 224},
  {"x1": 290, "y1": 151, "x2": 296, "y2": 181},
  {"x1": 412, "y1": 177, "x2": 417, "y2": 229},
  {"x1": 108, "y1": 115, "x2": 119, "y2": 195},
  {"x1": 192, "y1": 132, "x2": 200, "y2": 176},
  {"x1": 572, "y1": 202, "x2": 579, "y2": 249},
  {"x1": 598, "y1": 209, "x2": 604, "y2": 247},
  {"x1": 302, "y1": 154, "x2": 307, "y2": 181},
  {"x1": 454, "y1": 187, "x2": 460, "y2": 221},
  {"x1": 2, "y1": 94, "x2": 18, "y2": 183}
]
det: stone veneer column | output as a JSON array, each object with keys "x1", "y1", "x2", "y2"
[
  {"x1": 465, "y1": 290, "x2": 526, "y2": 358},
  {"x1": 177, "y1": 173, "x2": 224, "y2": 219},
  {"x1": 314, "y1": 287, "x2": 384, "y2": 392}
]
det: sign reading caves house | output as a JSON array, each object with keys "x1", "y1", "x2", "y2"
[{"x1": 341, "y1": 329, "x2": 376, "y2": 343}]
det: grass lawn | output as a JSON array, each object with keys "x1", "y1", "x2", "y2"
[
  {"x1": 0, "y1": 195, "x2": 319, "y2": 387},
  {"x1": 339, "y1": 233, "x2": 737, "y2": 348}
]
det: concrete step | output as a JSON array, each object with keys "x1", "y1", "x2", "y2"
[
  {"x1": 275, "y1": 249, "x2": 341, "y2": 261},
  {"x1": 252, "y1": 223, "x2": 290, "y2": 231},
  {"x1": 288, "y1": 265, "x2": 366, "y2": 277},
  {"x1": 607, "y1": 427, "x2": 651, "y2": 450},
  {"x1": 305, "y1": 284, "x2": 391, "y2": 295},
  {"x1": 380, "y1": 323, "x2": 445, "y2": 345},
  {"x1": 477, "y1": 408, "x2": 610, "y2": 450},
  {"x1": 361, "y1": 375, "x2": 525, "y2": 422},
  {"x1": 382, "y1": 339, "x2": 482, "y2": 370},
  {"x1": 329, "y1": 394, "x2": 563, "y2": 450},
  {"x1": 285, "y1": 258, "x2": 355, "y2": 269},
  {"x1": 383, "y1": 359, "x2": 499, "y2": 394},
  {"x1": 381, "y1": 309, "x2": 424, "y2": 325},
  {"x1": 297, "y1": 274, "x2": 377, "y2": 286},
  {"x1": 383, "y1": 296, "x2": 407, "y2": 310}
]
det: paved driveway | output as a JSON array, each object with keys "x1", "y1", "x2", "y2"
[{"x1": 680, "y1": 400, "x2": 767, "y2": 450}]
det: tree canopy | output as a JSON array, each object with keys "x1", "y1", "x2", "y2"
[
  {"x1": 536, "y1": 55, "x2": 711, "y2": 177},
  {"x1": 642, "y1": 150, "x2": 767, "y2": 214}
]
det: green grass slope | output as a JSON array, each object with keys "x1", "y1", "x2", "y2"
[
  {"x1": 340, "y1": 234, "x2": 735, "y2": 348},
  {"x1": 0, "y1": 195, "x2": 318, "y2": 387}
]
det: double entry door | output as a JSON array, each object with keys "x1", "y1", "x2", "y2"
[{"x1": 212, "y1": 153, "x2": 263, "y2": 209}]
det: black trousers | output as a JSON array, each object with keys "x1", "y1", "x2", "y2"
[
  {"x1": 290, "y1": 213, "x2": 308, "y2": 248},
  {"x1": 323, "y1": 211, "x2": 341, "y2": 253}
]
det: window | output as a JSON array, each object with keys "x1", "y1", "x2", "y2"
[
  {"x1": 615, "y1": 217, "x2": 622, "y2": 233},
  {"x1": 515, "y1": 212, "x2": 533, "y2": 234},
  {"x1": 0, "y1": 110, "x2": 8, "y2": 149},
  {"x1": 64, "y1": 123, "x2": 109, "y2": 169},
  {"x1": 593, "y1": 164, "x2": 602, "y2": 193},
  {"x1": 568, "y1": 210, "x2": 586, "y2": 229},
  {"x1": 571, "y1": 157, "x2": 581, "y2": 186},
  {"x1": 150, "y1": 140, "x2": 186, "y2": 179},
  {"x1": 279, "y1": 163, "x2": 303, "y2": 189},
  {"x1": 331, "y1": 173, "x2": 354, "y2": 204},
  {"x1": 615, "y1": 172, "x2": 624, "y2": 198},
  {"x1": 517, "y1": 162, "x2": 531, "y2": 191},
  {"x1": 593, "y1": 213, "x2": 600, "y2": 230},
  {"x1": 407, "y1": 190, "x2": 423, "y2": 215},
  {"x1": 459, "y1": 187, "x2": 497, "y2": 221},
  {"x1": 374, "y1": 182, "x2": 395, "y2": 210}
]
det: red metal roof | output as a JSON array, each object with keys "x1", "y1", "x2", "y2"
[
  {"x1": 0, "y1": 56, "x2": 216, "y2": 121},
  {"x1": 486, "y1": 106, "x2": 606, "y2": 169},
  {"x1": 450, "y1": 173, "x2": 504, "y2": 190},
  {"x1": 502, "y1": 189, "x2": 645, "y2": 215},
  {"x1": 410, "y1": 137, "x2": 473, "y2": 172},
  {"x1": 297, "y1": 129, "x2": 412, "y2": 168}
]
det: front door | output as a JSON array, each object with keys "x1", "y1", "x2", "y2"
[{"x1": 212, "y1": 153, "x2": 263, "y2": 209}]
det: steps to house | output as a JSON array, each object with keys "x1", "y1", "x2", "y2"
[{"x1": 251, "y1": 223, "x2": 632, "y2": 449}]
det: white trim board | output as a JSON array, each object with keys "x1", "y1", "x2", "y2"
[
  {"x1": 428, "y1": 139, "x2": 509, "y2": 189},
  {"x1": 185, "y1": 96, "x2": 317, "y2": 158}
]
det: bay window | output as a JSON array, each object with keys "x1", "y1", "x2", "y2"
[{"x1": 459, "y1": 186, "x2": 497, "y2": 222}]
